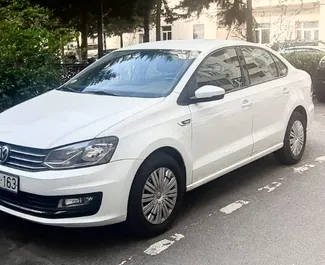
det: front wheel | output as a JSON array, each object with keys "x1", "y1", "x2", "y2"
[
  {"x1": 274, "y1": 111, "x2": 307, "y2": 165},
  {"x1": 126, "y1": 153, "x2": 184, "y2": 237}
]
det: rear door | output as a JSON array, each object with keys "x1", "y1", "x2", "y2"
[{"x1": 239, "y1": 46, "x2": 291, "y2": 155}]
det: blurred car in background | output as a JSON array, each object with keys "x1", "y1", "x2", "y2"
[
  {"x1": 281, "y1": 46, "x2": 325, "y2": 54},
  {"x1": 315, "y1": 56, "x2": 325, "y2": 102}
]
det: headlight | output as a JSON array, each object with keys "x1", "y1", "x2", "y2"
[
  {"x1": 319, "y1": 56, "x2": 325, "y2": 67},
  {"x1": 44, "y1": 136, "x2": 118, "y2": 169}
]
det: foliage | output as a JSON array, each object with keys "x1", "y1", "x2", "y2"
[
  {"x1": 283, "y1": 51, "x2": 324, "y2": 82},
  {"x1": 105, "y1": 17, "x2": 143, "y2": 37},
  {"x1": 175, "y1": 0, "x2": 247, "y2": 29},
  {"x1": 0, "y1": 0, "x2": 74, "y2": 111}
]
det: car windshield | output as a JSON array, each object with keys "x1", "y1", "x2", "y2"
[{"x1": 59, "y1": 49, "x2": 200, "y2": 98}]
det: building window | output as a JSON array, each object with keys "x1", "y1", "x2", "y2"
[
  {"x1": 162, "y1": 26, "x2": 172, "y2": 40},
  {"x1": 139, "y1": 33, "x2": 144, "y2": 44},
  {"x1": 296, "y1": 21, "x2": 319, "y2": 41},
  {"x1": 193, "y1": 24, "x2": 205, "y2": 39},
  {"x1": 254, "y1": 23, "x2": 270, "y2": 44}
]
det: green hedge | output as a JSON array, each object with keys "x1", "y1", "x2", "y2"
[
  {"x1": 0, "y1": 0, "x2": 73, "y2": 112},
  {"x1": 282, "y1": 52, "x2": 324, "y2": 82}
]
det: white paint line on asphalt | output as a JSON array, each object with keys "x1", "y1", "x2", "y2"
[
  {"x1": 171, "y1": 233, "x2": 185, "y2": 241},
  {"x1": 117, "y1": 256, "x2": 132, "y2": 265},
  {"x1": 258, "y1": 182, "x2": 282, "y2": 193},
  {"x1": 293, "y1": 164, "x2": 315, "y2": 174},
  {"x1": 144, "y1": 233, "x2": 185, "y2": 256},
  {"x1": 220, "y1": 200, "x2": 249, "y2": 214},
  {"x1": 315, "y1": 156, "x2": 325, "y2": 163}
]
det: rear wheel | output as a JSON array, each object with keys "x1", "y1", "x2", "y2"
[
  {"x1": 275, "y1": 111, "x2": 307, "y2": 165},
  {"x1": 127, "y1": 153, "x2": 184, "y2": 237}
]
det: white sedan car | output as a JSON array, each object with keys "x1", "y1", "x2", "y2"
[{"x1": 0, "y1": 40, "x2": 314, "y2": 237}]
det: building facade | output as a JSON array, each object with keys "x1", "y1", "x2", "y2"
[
  {"x1": 126, "y1": 0, "x2": 325, "y2": 47},
  {"x1": 69, "y1": 0, "x2": 325, "y2": 57}
]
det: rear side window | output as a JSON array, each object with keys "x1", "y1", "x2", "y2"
[
  {"x1": 270, "y1": 54, "x2": 288, "y2": 77},
  {"x1": 240, "y1": 47, "x2": 278, "y2": 85}
]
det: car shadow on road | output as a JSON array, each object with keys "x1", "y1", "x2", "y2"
[{"x1": 0, "y1": 154, "x2": 281, "y2": 254}]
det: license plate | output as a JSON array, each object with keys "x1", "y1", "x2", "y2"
[{"x1": 0, "y1": 173, "x2": 19, "y2": 193}]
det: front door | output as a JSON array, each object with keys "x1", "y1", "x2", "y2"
[{"x1": 188, "y1": 47, "x2": 254, "y2": 182}]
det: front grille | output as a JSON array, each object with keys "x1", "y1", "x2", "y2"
[
  {"x1": 0, "y1": 189, "x2": 103, "y2": 218},
  {"x1": 0, "y1": 143, "x2": 48, "y2": 171}
]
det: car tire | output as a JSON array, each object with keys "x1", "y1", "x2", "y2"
[
  {"x1": 274, "y1": 111, "x2": 307, "y2": 165},
  {"x1": 126, "y1": 152, "x2": 184, "y2": 238}
]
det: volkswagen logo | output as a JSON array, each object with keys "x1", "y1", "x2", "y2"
[{"x1": 0, "y1": 145, "x2": 10, "y2": 164}]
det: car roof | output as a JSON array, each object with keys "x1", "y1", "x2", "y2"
[{"x1": 119, "y1": 39, "x2": 250, "y2": 52}]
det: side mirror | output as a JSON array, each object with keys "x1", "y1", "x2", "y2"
[{"x1": 190, "y1": 85, "x2": 225, "y2": 104}]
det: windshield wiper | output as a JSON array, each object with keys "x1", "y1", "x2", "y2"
[
  {"x1": 83, "y1": 90, "x2": 118, "y2": 96},
  {"x1": 59, "y1": 86, "x2": 80, "y2": 93}
]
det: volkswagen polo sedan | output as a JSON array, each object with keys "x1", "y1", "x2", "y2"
[{"x1": 0, "y1": 40, "x2": 314, "y2": 237}]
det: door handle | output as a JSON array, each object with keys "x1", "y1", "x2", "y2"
[
  {"x1": 241, "y1": 100, "x2": 252, "y2": 108},
  {"x1": 283, "y1": 87, "x2": 290, "y2": 94}
]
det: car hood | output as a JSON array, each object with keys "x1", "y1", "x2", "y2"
[{"x1": 0, "y1": 90, "x2": 164, "y2": 148}]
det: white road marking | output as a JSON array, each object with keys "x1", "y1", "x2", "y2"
[
  {"x1": 220, "y1": 200, "x2": 249, "y2": 214},
  {"x1": 293, "y1": 164, "x2": 315, "y2": 174},
  {"x1": 118, "y1": 256, "x2": 132, "y2": 265},
  {"x1": 170, "y1": 233, "x2": 185, "y2": 241},
  {"x1": 144, "y1": 233, "x2": 185, "y2": 256},
  {"x1": 315, "y1": 156, "x2": 325, "y2": 163},
  {"x1": 258, "y1": 182, "x2": 282, "y2": 193}
]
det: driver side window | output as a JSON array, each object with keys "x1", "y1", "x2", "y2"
[{"x1": 195, "y1": 48, "x2": 243, "y2": 93}]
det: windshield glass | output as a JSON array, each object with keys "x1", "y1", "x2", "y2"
[{"x1": 59, "y1": 49, "x2": 200, "y2": 98}]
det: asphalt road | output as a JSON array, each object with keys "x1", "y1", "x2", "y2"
[{"x1": 1, "y1": 102, "x2": 325, "y2": 265}]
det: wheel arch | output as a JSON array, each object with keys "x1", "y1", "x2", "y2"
[
  {"x1": 293, "y1": 105, "x2": 307, "y2": 124},
  {"x1": 135, "y1": 140, "x2": 192, "y2": 190}
]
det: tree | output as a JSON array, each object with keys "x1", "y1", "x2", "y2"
[
  {"x1": 105, "y1": 17, "x2": 142, "y2": 47},
  {"x1": 246, "y1": 0, "x2": 253, "y2": 41},
  {"x1": 156, "y1": 0, "x2": 162, "y2": 41},
  {"x1": 135, "y1": 0, "x2": 178, "y2": 42},
  {"x1": 30, "y1": 0, "x2": 138, "y2": 60},
  {"x1": 135, "y1": 0, "x2": 155, "y2": 42},
  {"x1": 0, "y1": 0, "x2": 74, "y2": 111},
  {"x1": 175, "y1": 0, "x2": 252, "y2": 41}
]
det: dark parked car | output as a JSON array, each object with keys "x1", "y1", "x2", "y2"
[{"x1": 315, "y1": 56, "x2": 325, "y2": 102}]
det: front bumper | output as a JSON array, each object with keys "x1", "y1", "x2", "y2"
[{"x1": 0, "y1": 159, "x2": 141, "y2": 227}]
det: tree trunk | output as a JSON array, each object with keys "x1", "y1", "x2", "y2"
[
  {"x1": 143, "y1": 9, "x2": 150, "y2": 43},
  {"x1": 97, "y1": 0, "x2": 104, "y2": 59},
  {"x1": 156, "y1": 0, "x2": 161, "y2": 41},
  {"x1": 81, "y1": 10, "x2": 88, "y2": 63},
  {"x1": 246, "y1": 0, "x2": 254, "y2": 42},
  {"x1": 103, "y1": 32, "x2": 107, "y2": 50},
  {"x1": 60, "y1": 39, "x2": 65, "y2": 58},
  {"x1": 120, "y1": 33, "x2": 124, "y2": 48},
  {"x1": 226, "y1": 25, "x2": 232, "y2": 40},
  {"x1": 76, "y1": 36, "x2": 81, "y2": 60}
]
